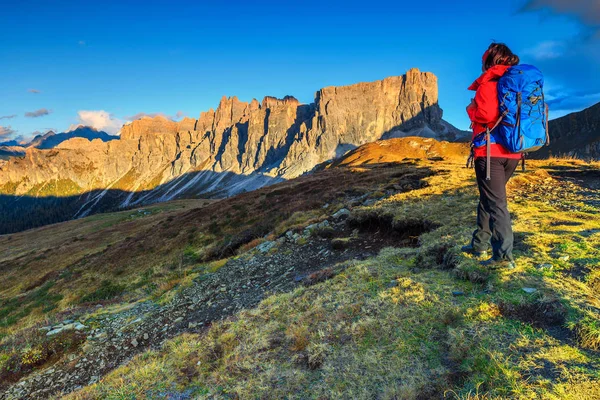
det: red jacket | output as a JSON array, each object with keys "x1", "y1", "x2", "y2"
[{"x1": 467, "y1": 65, "x2": 521, "y2": 159}]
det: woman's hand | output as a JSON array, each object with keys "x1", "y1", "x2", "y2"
[{"x1": 466, "y1": 98, "x2": 475, "y2": 112}]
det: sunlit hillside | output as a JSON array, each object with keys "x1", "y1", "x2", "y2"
[{"x1": 1, "y1": 137, "x2": 599, "y2": 399}]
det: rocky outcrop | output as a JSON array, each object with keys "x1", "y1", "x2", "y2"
[
  {"x1": 0, "y1": 69, "x2": 460, "y2": 220},
  {"x1": 535, "y1": 101, "x2": 600, "y2": 159}
]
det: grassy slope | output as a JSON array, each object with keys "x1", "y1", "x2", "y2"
[
  {"x1": 0, "y1": 200, "x2": 215, "y2": 334},
  {"x1": 1, "y1": 138, "x2": 599, "y2": 398},
  {"x1": 68, "y1": 154, "x2": 599, "y2": 399},
  {"x1": 2, "y1": 138, "x2": 461, "y2": 389}
]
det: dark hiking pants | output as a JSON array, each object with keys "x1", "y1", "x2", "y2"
[{"x1": 471, "y1": 157, "x2": 519, "y2": 261}]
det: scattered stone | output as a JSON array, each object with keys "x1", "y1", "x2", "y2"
[
  {"x1": 522, "y1": 287, "x2": 537, "y2": 294},
  {"x1": 332, "y1": 208, "x2": 351, "y2": 220},
  {"x1": 62, "y1": 323, "x2": 76, "y2": 331},
  {"x1": 3, "y1": 217, "x2": 383, "y2": 398},
  {"x1": 257, "y1": 241, "x2": 276, "y2": 253},
  {"x1": 558, "y1": 255, "x2": 570, "y2": 262},
  {"x1": 537, "y1": 263, "x2": 553, "y2": 270},
  {"x1": 303, "y1": 220, "x2": 330, "y2": 235},
  {"x1": 304, "y1": 223, "x2": 319, "y2": 234},
  {"x1": 46, "y1": 328, "x2": 64, "y2": 336}
]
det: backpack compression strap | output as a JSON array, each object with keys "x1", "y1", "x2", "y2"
[{"x1": 484, "y1": 111, "x2": 509, "y2": 180}]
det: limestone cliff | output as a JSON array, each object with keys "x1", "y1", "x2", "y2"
[{"x1": 0, "y1": 69, "x2": 459, "y2": 219}]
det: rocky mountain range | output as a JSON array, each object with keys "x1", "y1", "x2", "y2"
[
  {"x1": 0, "y1": 69, "x2": 466, "y2": 230},
  {"x1": 27, "y1": 126, "x2": 118, "y2": 149},
  {"x1": 535, "y1": 101, "x2": 600, "y2": 159}
]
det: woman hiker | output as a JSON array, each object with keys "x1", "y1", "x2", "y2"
[{"x1": 463, "y1": 43, "x2": 522, "y2": 269}]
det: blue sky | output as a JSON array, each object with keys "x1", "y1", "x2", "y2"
[{"x1": 1, "y1": 0, "x2": 598, "y2": 140}]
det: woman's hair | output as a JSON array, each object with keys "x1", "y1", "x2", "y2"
[{"x1": 482, "y1": 43, "x2": 519, "y2": 71}]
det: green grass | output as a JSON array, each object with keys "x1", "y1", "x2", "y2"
[
  {"x1": 25, "y1": 179, "x2": 83, "y2": 197},
  {"x1": 80, "y1": 280, "x2": 126, "y2": 304},
  {"x1": 1, "y1": 154, "x2": 598, "y2": 398},
  {"x1": 0, "y1": 282, "x2": 63, "y2": 328},
  {"x1": 68, "y1": 159, "x2": 600, "y2": 399}
]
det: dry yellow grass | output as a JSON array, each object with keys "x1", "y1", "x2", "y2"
[{"x1": 64, "y1": 150, "x2": 600, "y2": 399}]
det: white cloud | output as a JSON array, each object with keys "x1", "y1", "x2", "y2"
[
  {"x1": 74, "y1": 110, "x2": 123, "y2": 134},
  {"x1": 523, "y1": 41, "x2": 566, "y2": 60},
  {"x1": 0, "y1": 126, "x2": 17, "y2": 137}
]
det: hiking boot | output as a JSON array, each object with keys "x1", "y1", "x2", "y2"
[
  {"x1": 480, "y1": 257, "x2": 516, "y2": 270},
  {"x1": 461, "y1": 244, "x2": 488, "y2": 258}
]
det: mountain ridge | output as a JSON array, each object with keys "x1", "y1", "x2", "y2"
[
  {"x1": 536, "y1": 101, "x2": 600, "y2": 159},
  {"x1": 28, "y1": 126, "x2": 118, "y2": 150},
  {"x1": 0, "y1": 69, "x2": 467, "y2": 229}
]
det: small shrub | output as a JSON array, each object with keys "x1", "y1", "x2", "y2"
[
  {"x1": 287, "y1": 324, "x2": 310, "y2": 352},
  {"x1": 331, "y1": 238, "x2": 351, "y2": 250},
  {"x1": 576, "y1": 316, "x2": 600, "y2": 350},
  {"x1": 453, "y1": 264, "x2": 491, "y2": 284},
  {"x1": 201, "y1": 224, "x2": 272, "y2": 261},
  {"x1": 312, "y1": 226, "x2": 335, "y2": 239},
  {"x1": 303, "y1": 268, "x2": 336, "y2": 286},
  {"x1": 21, "y1": 346, "x2": 44, "y2": 366},
  {"x1": 0, "y1": 330, "x2": 86, "y2": 384},
  {"x1": 80, "y1": 280, "x2": 126, "y2": 303}
]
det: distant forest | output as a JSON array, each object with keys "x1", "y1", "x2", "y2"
[
  {"x1": 0, "y1": 191, "x2": 132, "y2": 234},
  {"x1": 0, "y1": 196, "x2": 83, "y2": 234}
]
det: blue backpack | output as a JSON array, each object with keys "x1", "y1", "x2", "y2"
[{"x1": 471, "y1": 64, "x2": 550, "y2": 179}]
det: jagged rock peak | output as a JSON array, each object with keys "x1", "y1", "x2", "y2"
[
  {"x1": 261, "y1": 95, "x2": 300, "y2": 109},
  {"x1": 0, "y1": 69, "x2": 457, "y2": 222},
  {"x1": 120, "y1": 115, "x2": 178, "y2": 140}
]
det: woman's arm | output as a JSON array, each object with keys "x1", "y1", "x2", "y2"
[{"x1": 467, "y1": 82, "x2": 499, "y2": 126}]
